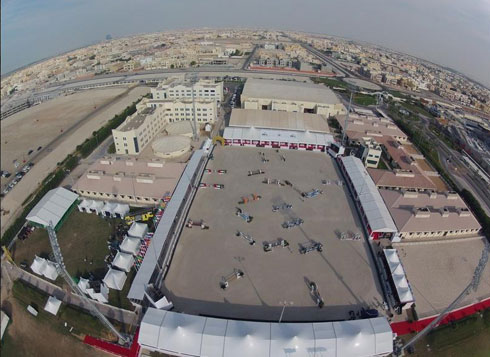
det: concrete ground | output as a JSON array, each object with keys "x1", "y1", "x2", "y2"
[
  {"x1": 394, "y1": 237, "x2": 490, "y2": 320},
  {"x1": 0, "y1": 86, "x2": 150, "y2": 235},
  {"x1": 162, "y1": 146, "x2": 384, "y2": 322}
]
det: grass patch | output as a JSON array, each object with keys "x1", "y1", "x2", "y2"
[
  {"x1": 352, "y1": 93, "x2": 376, "y2": 106},
  {"x1": 311, "y1": 77, "x2": 349, "y2": 89},
  {"x1": 400, "y1": 101, "x2": 435, "y2": 118},
  {"x1": 377, "y1": 159, "x2": 388, "y2": 170},
  {"x1": 12, "y1": 210, "x2": 119, "y2": 280},
  {"x1": 11, "y1": 280, "x2": 112, "y2": 339}
]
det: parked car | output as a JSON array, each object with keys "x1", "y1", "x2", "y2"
[
  {"x1": 15, "y1": 172, "x2": 25, "y2": 179},
  {"x1": 28, "y1": 149, "x2": 33, "y2": 155},
  {"x1": 1, "y1": 171, "x2": 11, "y2": 178},
  {"x1": 37, "y1": 146, "x2": 42, "y2": 151}
]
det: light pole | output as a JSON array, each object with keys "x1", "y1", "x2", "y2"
[{"x1": 279, "y1": 301, "x2": 293, "y2": 323}]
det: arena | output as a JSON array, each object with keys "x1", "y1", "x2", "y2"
[{"x1": 161, "y1": 145, "x2": 385, "y2": 322}]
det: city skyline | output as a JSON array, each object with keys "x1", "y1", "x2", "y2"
[{"x1": 2, "y1": 0, "x2": 490, "y2": 87}]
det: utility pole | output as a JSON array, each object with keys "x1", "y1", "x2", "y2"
[
  {"x1": 399, "y1": 240, "x2": 489, "y2": 354},
  {"x1": 47, "y1": 223, "x2": 129, "y2": 344}
]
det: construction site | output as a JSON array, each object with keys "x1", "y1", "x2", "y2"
[{"x1": 161, "y1": 145, "x2": 384, "y2": 321}]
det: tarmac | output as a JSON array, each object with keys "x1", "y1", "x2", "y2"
[{"x1": 162, "y1": 146, "x2": 385, "y2": 322}]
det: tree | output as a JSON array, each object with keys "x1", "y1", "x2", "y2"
[
  {"x1": 170, "y1": 64, "x2": 175, "y2": 69},
  {"x1": 190, "y1": 61, "x2": 196, "y2": 66}
]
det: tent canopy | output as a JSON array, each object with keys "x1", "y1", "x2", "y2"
[
  {"x1": 114, "y1": 203, "x2": 130, "y2": 218},
  {"x1": 112, "y1": 251, "x2": 134, "y2": 272},
  {"x1": 103, "y1": 268, "x2": 127, "y2": 290},
  {"x1": 31, "y1": 256, "x2": 47, "y2": 275},
  {"x1": 44, "y1": 296, "x2": 62, "y2": 316},
  {"x1": 384, "y1": 249, "x2": 415, "y2": 304},
  {"x1": 139, "y1": 309, "x2": 394, "y2": 357},
  {"x1": 43, "y1": 261, "x2": 59, "y2": 281},
  {"x1": 128, "y1": 222, "x2": 148, "y2": 239},
  {"x1": 120, "y1": 236, "x2": 141, "y2": 255},
  {"x1": 26, "y1": 187, "x2": 78, "y2": 228}
]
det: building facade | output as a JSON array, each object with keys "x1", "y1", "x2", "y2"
[{"x1": 151, "y1": 77, "x2": 224, "y2": 102}]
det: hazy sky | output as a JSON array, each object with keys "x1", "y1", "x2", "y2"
[{"x1": 2, "y1": 0, "x2": 490, "y2": 87}]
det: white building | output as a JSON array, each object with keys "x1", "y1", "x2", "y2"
[
  {"x1": 358, "y1": 138, "x2": 382, "y2": 168},
  {"x1": 151, "y1": 77, "x2": 224, "y2": 102}
]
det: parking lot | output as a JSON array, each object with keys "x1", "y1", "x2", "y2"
[{"x1": 162, "y1": 146, "x2": 385, "y2": 321}]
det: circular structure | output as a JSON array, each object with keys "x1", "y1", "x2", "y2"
[
  {"x1": 151, "y1": 135, "x2": 191, "y2": 159},
  {"x1": 344, "y1": 77, "x2": 382, "y2": 91},
  {"x1": 165, "y1": 121, "x2": 194, "y2": 137}
]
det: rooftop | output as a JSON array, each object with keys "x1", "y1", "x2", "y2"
[
  {"x1": 368, "y1": 168, "x2": 438, "y2": 191},
  {"x1": 229, "y1": 108, "x2": 331, "y2": 133},
  {"x1": 72, "y1": 156, "x2": 186, "y2": 200},
  {"x1": 119, "y1": 106, "x2": 155, "y2": 132},
  {"x1": 338, "y1": 113, "x2": 407, "y2": 141},
  {"x1": 379, "y1": 189, "x2": 481, "y2": 233},
  {"x1": 241, "y1": 78, "x2": 341, "y2": 105}
]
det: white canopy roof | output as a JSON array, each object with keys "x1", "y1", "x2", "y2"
[
  {"x1": 78, "y1": 277, "x2": 89, "y2": 294},
  {"x1": 384, "y1": 249, "x2": 415, "y2": 304},
  {"x1": 128, "y1": 222, "x2": 148, "y2": 239},
  {"x1": 102, "y1": 202, "x2": 117, "y2": 215},
  {"x1": 120, "y1": 236, "x2": 141, "y2": 255},
  {"x1": 112, "y1": 252, "x2": 134, "y2": 272},
  {"x1": 88, "y1": 200, "x2": 104, "y2": 211},
  {"x1": 43, "y1": 261, "x2": 59, "y2": 281},
  {"x1": 78, "y1": 199, "x2": 91, "y2": 210},
  {"x1": 31, "y1": 256, "x2": 47, "y2": 275},
  {"x1": 44, "y1": 296, "x2": 62, "y2": 316},
  {"x1": 340, "y1": 156, "x2": 397, "y2": 233},
  {"x1": 86, "y1": 283, "x2": 109, "y2": 303},
  {"x1": 139, "y1": 309, "x2": 394, "y2": 357},
  {"x1": 114, "y1": 203, "x2": 130, "y2": 217},
  {"x1": 26, "y1": 187, "x2": 78, "y2": 228},
  {"x1": 103, "y1": 268, "x2": 127, "y2": 290}
]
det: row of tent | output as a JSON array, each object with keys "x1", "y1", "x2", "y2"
[
  {"x1": 77, "y1": 199, "x2": 130, "y2": 219},
  {"x1": 140, "y1": 308, "x2": 394, "y2": 357},
  {"x1": 30, "y1": 256, "x2": 59, "y2": 281}
]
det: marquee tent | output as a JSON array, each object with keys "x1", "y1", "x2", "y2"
[
  {"x1": 103, "y1": 269, "x2": 127, "y2": 290},
  {"x1": 26, "y1": 187, "x2": 79, "y2": 229},
  {"x1": 43, "y1": 261, "x2": 59, "y2": 281},
  {"x1": 102, "y1": 202, "x2": 118, "y2": 217},
  {"x1": 128, "y1": 222, "x2": 148, "y2": 239},
  {"x1": 87, "y1": 200, "x2": 104, "y2": 214},
  {"x1": 44, "y1": 296, "x2": 62, "y2": 316},
  {"x1": 30, "y1": 256, "x2": 47, "y2": 275},
  {"x1": 77, "y1": 199, "x2": 91, "y2": 212},
  {"x1": 120, "y1": 236, "x2": 141, "y2": 255},
  {"x1": 112, "y1": 252, "x2": 134, "y2": 272},
  {"x1": 114, "y1": 203, "x2": 130, "y2": 218}
]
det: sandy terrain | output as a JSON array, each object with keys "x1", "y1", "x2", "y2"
[
  {"x1": 1, "y1": 88, "x2": 127, "y2": 175},
  {"x1": 0, "y1": 86, "x2": 150, "y2": 234}
]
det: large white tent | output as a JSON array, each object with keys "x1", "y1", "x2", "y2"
[
  {"x1": 87, "y1": 200, "x2": 104, "y2": 214},
  {"x1": 128, "y1": 222, "x2": 148, "y2": 239},
  {"x1": 44, "y1": 296, "x2": 62, "y2": 316},
  {"x1": 30, "y1": 256, "x2": 47, "y2": 275},
  {"x1": 43, "y1": 261, "x2": 59, "y2": 281},
  {"x1": 120, "y1": 236, "x2": 141, "y2": 255},
  {"x1": 139, "y1": 309, "x2": 394, "y2": 357},
  {"x1": 77, "y1": 199, "x2": 91, "y2": 213},
  {"x1": 26, "y1": 187, "x2": 79, "y2": 228},
  {"x1": 103, "y1": 268, "x2": 127, "y2": 290},
  {"x1": 114, "y1": 203, "x2": 130, "y2": 219},
  {"x1": 102, "y1": 202, "x2": 117, "y2": 217},
  {"x1": 112, "y1": 251, "x2": 134, "y2": 272}
]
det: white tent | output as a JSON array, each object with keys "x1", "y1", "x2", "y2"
[
  {"x1": 1, "y1": 311, "x2": 10, "y2": 340},
  {"x1": 77, "y1": 199, "x2": 91, "y2": 212},
  {"x1": 43, "y1": 261, "x2": 59, "y2": 281},
  {"x1": 270, "y1": 323, "x2": 315, "y2": 357},
  {"x1": 44, "y1": 296, "x2": 62, "y2": 316},
  {"x1": 103, "y1": 268, "x2": 127, "y2": 290},
  {"x1": 371, "y1": 315, "x2": 394, "y2": 355},
  {"x1": 78, "y1": 277, "x2": 90, "y2": 294},
  {"x1": 87, "y1": 200, "x2": 104, "y2": 214},
  {"x1": 120, "y1": 236, "x2": 141, "y2": 255},
  {"x1": 128, "y1": 222, "x2": 148, "y2": 239},
  {"x1": 224, "y1": 320, "x2": 271, "y2": 357},
  {"x1": 86, "y1": 283, "x2": 109, "y2": 303},
  {"x1": 31, "y1": 256, "x2": 47, "y2": 275},
  {"x1": 139, "y1": 309, "x2": 167, "y2": 349},
  {"x1": 312, "y1": 322, "x2": 337, "y2": 357},
  {"x1": 102, "y1": 202, "x2": 117, "y2": 217},
  {"x1": 114, "y1": 203, "x2": 130, "y2": 219},
  {"x1": 384, "y1": 249, "x2": 415, "y2": 304},
  {"x1": 334, "y1": 319, "x2": 376, "y2": 357},
  {"x1": 112, "y1": 252, "x2": 134, "y2": 272},
  {"x1": 200, "y1": 317, "x2": 227, "y2": 357},
  {"x1": 157, "y1": 312, "x2": 206, "y2": 356},
  {"x1": 26, "y1": 187, "x2": 79, "y2": 228}
]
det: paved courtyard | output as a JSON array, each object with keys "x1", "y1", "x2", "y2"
[{"x1": 162, "y1": 146, "x2": 384, "y2": 321}]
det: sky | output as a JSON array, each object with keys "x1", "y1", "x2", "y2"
[{"x1": 2, "y1": 0, "x2": 490, "y2": 87}]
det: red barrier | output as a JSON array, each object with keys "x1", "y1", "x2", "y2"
[
  {"x1": 391, "y1": 298, "x2": 490, "y2": 335},
  {"x1": 84, "y1": 329, "x2": 140, "y2": 357}
]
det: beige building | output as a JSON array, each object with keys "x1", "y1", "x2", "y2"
[
  {"x1": 358, "y1": 138, "x2": 382, "y2": 168},
  {"x1": 380, "y1": 189, "x2": 481, "y2": 239},
  {"x1": 338, "y1": 113, "x2": 408, "y2": 144},
  {"x1": 240, "y1": 78, "x2": 345, "y2": 117},
  {"x1": 112, "y1": 98, "x2": 216, "y2": 155},
  {"x1": 72, "y1": 156, "x2": 186, "y2": 206},
  {"x1": 151, "y1": 77, "x2": 224, "y2": 102}
]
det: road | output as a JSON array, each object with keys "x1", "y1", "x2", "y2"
[{"x1": 1, "y1": 259, "x2": 139, "y2": 326}]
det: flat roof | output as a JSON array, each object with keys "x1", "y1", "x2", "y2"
[
  {"x1": 223, "y1": 127, "x2": 334, "y2": 146},
  {"x1": 72, "y1": 157, "x2": 186, "y2": 200},
  {"x1": 338, "y1": 114, "x2": 407, "y2": 140},
  {"x1": 379, "y1": 189, "x2": 481, "y2": 233},
  {"x1": 241, "y1": 78, "x2": 341, "y2": 105},
  {"x1": 162, "y1": 147, "x2": 384, "y2": 321},
  {"x1": 229, "y1": 109, "x2": 331, "y2": 133},
  {"x1": 119, "y1": 107, "x2": 155, "y2": 132}
]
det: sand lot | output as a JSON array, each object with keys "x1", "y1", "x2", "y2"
[
  {"x1": 0, "y1": 86, "x2": 150, "y2": 234},
  {"x1": 163, "y1": 146, "x2": 384, "y2": 322},
  {"x1": 1, "y1": 87, "x2": 127, "y2": 175}
]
